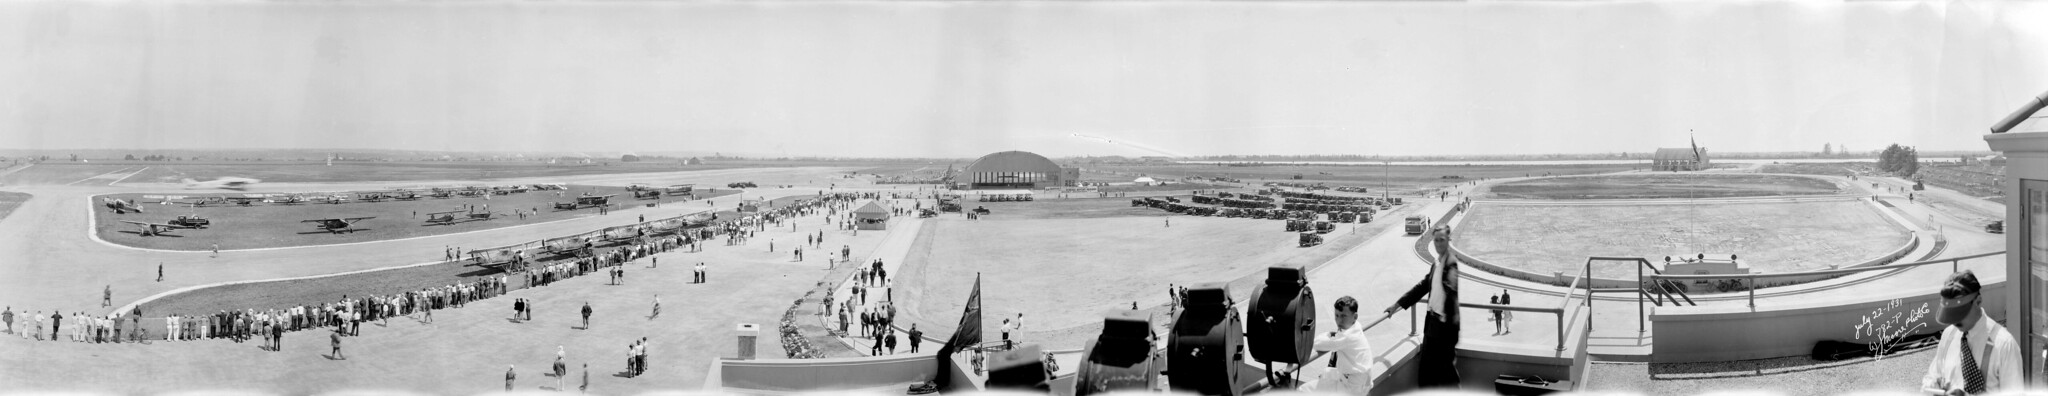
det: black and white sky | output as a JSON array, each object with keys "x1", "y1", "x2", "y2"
[{"x1": 2, "y1": 1, "x2": 2046, "y2": 157}]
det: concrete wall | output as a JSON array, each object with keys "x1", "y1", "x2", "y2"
[
  {"x1": 714, "y1": 352, "x2": 943, "y2": 393},
  {"x1": 1361, "y1": 331, "x2": 1585, "y2": 394},
  {"x1": 1650, "y1": 279, "x2": 2007, "y2": 363}
]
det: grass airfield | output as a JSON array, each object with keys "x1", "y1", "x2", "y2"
[
  {"x1": 92, "y1": 186, "x2": 738, "y2": 251},
  {"x1": 1456, "y1": 200, "x2": 1912, "y2": 280}
]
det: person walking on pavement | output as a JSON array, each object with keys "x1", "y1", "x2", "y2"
[
  {"x1": 330, "y1": 330, "x2": 344, "y2": 359},
  {"x1": 506, "y1": 365, "x2": 516, "y2": 391},
  {"x1": 581, "y1": 302, "x2": 593, "y2": 329},
  {"x1": 907, "y1": 324, "x2": 923, "y2": 353}
]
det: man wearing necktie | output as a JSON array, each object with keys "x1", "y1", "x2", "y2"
[
  {"x1": 1922, "y1": 270, "x2": 2021, "y2": 395},
  {"x1": 1386, "y1": 225, "x2": 1462, "y2": 388}
]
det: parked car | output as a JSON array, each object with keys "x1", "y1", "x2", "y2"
[{"x1": 1405, "y1": 215, "x2": 1431, "y2": 235}]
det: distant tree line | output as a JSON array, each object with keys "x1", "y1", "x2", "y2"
[{"x1": 1876, "y1": 144, "x2": 1919, "y2": 176}]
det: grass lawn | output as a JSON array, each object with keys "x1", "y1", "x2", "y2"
[
  {"x1": 1090, "y1": 163, "x2": 1642, "y2": 195},
  {"x1": 1483, "y1": 173, "x2": 1842, "y2": 200},
  {"x1": 0, "y1": 191, "x2": 29, "y2": 222},
  {"x1": 1456, "y1": 201, "x2": 1910, "y2": 280},
  {"x1": 1097, "y1": 183, "x2": 1230, "y2": 193},
  {"x1": 949, "y1": 197, "x2": 1177, "y2": 220},
  {"x1": 94, "y1": 186, "x2": 739, "y2": 251}
]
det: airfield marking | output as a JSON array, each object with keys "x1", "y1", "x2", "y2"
[
  {"x1": 66, "y1": 167, "x2": 135, "y2": 185},
  {"x1": 0, "y1": 162, "x2": 34, "y2": 179},
  {"x1": 106, "y1": 166, "x2": 149, "y2": 186}
]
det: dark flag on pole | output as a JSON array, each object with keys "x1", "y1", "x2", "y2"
[
  {"x1": 933, "y1": 274, "x2": 984, "y2": 389},
  {"x1": 1690, "y1": 134, "x2": 1702, "y2": 165}
]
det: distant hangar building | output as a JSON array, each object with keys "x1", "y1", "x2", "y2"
[
  {"x1": 956, "y1": 150, "x2": 1081, "y2": 189},
  {"x1": 1652, "y1": 147, "x2": 1710, "y2": 171}
]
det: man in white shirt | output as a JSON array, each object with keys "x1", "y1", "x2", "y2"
[
  {"x1": 1304, "y1": 296, "x2": 1374, "y2": 395},
  {"x1": 1921, "y1": 270, "x2": 2022, "y2": 395}
]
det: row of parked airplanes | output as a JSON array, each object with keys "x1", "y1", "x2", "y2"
[
  {"x1": 110, "y1": 209, "x2": 375, "y2": 237},
  {"x1": 99, "y1": 183, "x2": 585, "y2": 237},
  {"x1": 143, "y1": 184, "x2": 571, "y2": 208}
]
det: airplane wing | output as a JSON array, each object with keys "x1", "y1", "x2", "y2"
[
  {"x1": 344, "y1": 217, "x2": 376, "y2": 222},
  {"x1": 301, "y1": 219, "x2": 338, "y2": 223}
]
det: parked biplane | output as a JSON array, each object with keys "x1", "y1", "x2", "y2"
[
  {"x1": 424, "y1": 210, "x2": 463, "y2": 224},
  {"x1": 103, "y1": 198, "x2": 144, "y2": 214},
  {"x1": 268, "y1": 195, "x2": 306, "y2": 205},
  {"x1": 553, "y1": 194, "x2": 616, "y2": 210},
  {"x1": 120, "y1": 220, "x2": 187, "y2": 236},
  {"x1": 225, "y1": 197, "x2": 264, "y2": 206},
  {"x1": 356, "y1": 192, "x2": 388, "y2": 202},
  {"x1": 427, "y1": 189, "x2": 455, "y2": 199},
  {"x1": 389, "y1": 191, "x2": 420, "y2": 200},
  {"x1": 302, "y1": 217, "x2": 375, "y2": 234},
  {"x1": 633, "y1": 190, "x2": 662, "y2": 199},
  {"x1": 666, "y1": 185, "x2": 695, "y2": 196}
]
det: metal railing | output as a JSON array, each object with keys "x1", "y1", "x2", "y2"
[
  {"x1": 1644, "y1": 251, "x2": 2003, "y2": 309},
  {"x1": 1260, "y1": 276, "x2": 1594, "y2": 392},
  {"x1": 1581, "y1": 256, "x2": 1696, "y2": 333}
]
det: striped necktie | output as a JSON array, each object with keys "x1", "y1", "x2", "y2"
[{"x1": 1961, "y1": 331, "x2": 1986, "y2": 394}]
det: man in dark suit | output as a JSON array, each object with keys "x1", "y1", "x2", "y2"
[
  {"x1": 1386, "y1": 225, "x2": 1461, "y2": 388},
  {"x1": 907, "y1": 324, "x2": 923, "y2": 353}
]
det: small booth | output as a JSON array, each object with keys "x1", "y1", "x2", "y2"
[
  {"x1": 1662, "y1": 254, "x2": 1751, "y2": 288},
  {"x1": 853, "y1": 201, "x2": 890, "y2": 231}
]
